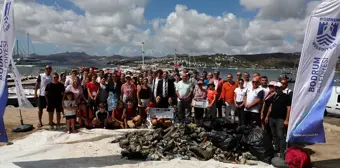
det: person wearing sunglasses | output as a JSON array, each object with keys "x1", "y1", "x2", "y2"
[
  {"x1": 34, "y1": 65, "x2": 53, "y2": 128},
  {"x1": 243, "y1": 76, "x2": 264, "y2": 126},
  {"x1": 45, "y1": 72, "x2": 65, "y2": 130}
]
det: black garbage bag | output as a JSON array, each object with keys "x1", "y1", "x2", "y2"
[
  {"x1": 203, "y1": 131, "x2": 239, "y2": 151},
  {"x1": 201, "y1": 118, "x2": 235, "y2": 131},
  {"x1": 236, "y1": 125, "x2": 252, "y2": 135},
  {"x1": 201, "y1": 119, "x2": 214, "y2": 131},
  {"x1": 243, "y1": 127, "x2": 274, "y2": 164}
]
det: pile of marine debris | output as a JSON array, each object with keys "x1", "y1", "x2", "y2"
[{"x1": 112, "y1": 119, "x2": 274, "y2": 165}]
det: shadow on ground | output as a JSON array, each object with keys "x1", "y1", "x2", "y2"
[
  {"x1": 13, "y1": 155, "x2": 143, "y2": 168},
  {"x1": 313, "y1": 158, "x2": 340, "y2": 168}
]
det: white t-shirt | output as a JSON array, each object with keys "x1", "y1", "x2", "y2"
[
  {"x1": 234, "y1": 87, "x2": 247, "y2": 103},
  {"x1": 244, "y1": 81, "x2": 253, "y2": 89},
  {"x1": 244, "y1": 87, "x2": 265, "y2": 113},
  {"x1": 63, "y1": 100, "x2": 76, "y2": 116},
  {"x1": 259, "y1": 86, "x2": 270, "y2": 98},
  {"x1": 176, "y1": 80, "x2": 193, "y2": 101},
  {"x1": 38, "y1": 73, "x2": 52, "y2": 96}
]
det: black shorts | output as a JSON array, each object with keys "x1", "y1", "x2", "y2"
[
  {"x1": 47, "y1": 104, "x2": 63, "y2": 113},
  {"x1": 65, "y1": 115, "x2": 76, "y2": 120},
  {"x1": 38, "y1": 96, "x2": 47, "y2": 109}
]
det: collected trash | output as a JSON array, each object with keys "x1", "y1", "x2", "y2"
[
  {"x1": 112, "y1": 120, "x2": 275, "y2": 165},
  {"x1": 242, "y1": 126, "x2": 274, "y2": 164}
]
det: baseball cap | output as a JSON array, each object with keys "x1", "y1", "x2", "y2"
[
  {"x1": 275, "y1": 82, "x2": 282, "y2": 87},
  {"x1": 125, "y1": 75, "x2": 131, "y2": 78},
  {"x1": 269, "y1": 81, "x2": 276, "y2": 86}
]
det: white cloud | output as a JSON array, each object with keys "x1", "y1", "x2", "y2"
[{"x1": 0, "y1": 0, "x2": 322, "y2": 56}]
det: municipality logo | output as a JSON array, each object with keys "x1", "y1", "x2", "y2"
[
  {"x1": 2, "y1": 2, "x2": 11, "y2": 32},
  {"x1": 313, "y1": 18, "x2": 340, "y2": 51}
]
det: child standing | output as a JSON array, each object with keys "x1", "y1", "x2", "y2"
[{"x1": 63, "y1": 92, "x2": 77, "y2": 134}]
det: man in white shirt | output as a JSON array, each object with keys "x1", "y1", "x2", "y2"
[
  {"x1": 259, "y1": 76, "x2": 270, "y2": 97},
  {"x1": 244, "y1": 76, "x2": 264, "y2": 126},
  {"x1": 243, "y1": 72, "x2": 252, "y2": 89},
  {"x1": 65, "y1": 69, "x2": 80, "y2": 87},
  {"x1": 34, "y1": 65, "x2": 52, "y2": 128},
  {"x1": 176, "y1": 73, "x2": 193, "y2": 123}
]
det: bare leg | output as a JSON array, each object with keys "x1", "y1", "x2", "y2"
[
  {"x1": 56, "y1": 112, "x2": 61, "y2": 126},
  {"x1": 38, "y1": 108, "x2": 43, "y2": 127},
  {"x1": 66, "y1": 119, "x2": 71, "y2": 134},
  {"x1": 71, "y1": 118, "x2": 77, "y2": 133},
  {"x1": 48, "y1": 111, "x2": 54, "y2": 126}
]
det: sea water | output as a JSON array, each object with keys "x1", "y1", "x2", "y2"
[{"x1": 17, "y1": 65, "x2": 340, "y2": 89}]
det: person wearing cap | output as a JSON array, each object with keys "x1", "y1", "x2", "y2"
[
  {"x1": 265, "y1": 82, "x2": 291, "y2": 158},
  {"x1": 213, "y1": 70, "x2": 224, "y2": 118},
  {"x1": 220, "y1": 73, "x2": 238, "y2": 121},
  {"x1": 206, "y1": 81, "x2": 218, "y2": 119},
  {"x1": 260, "y1": 81, "x2": 276, "y2": 132},
  {"x1": 243, "y1": 76, "x2": 264, "y2": 126},
  {"x1": 121, "y1": 74, "x2": 137, "y2": 105},
  {"x1": 35, "y1": 65, "x2": 53, "y2": 128},
  {"x1": 192, "y1": 79, "x2": 207, "y2": 122}
]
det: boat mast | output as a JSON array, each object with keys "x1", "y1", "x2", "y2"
[
  {"x1": 16, "y1": 40, "x2": 19, "y2": 58},
  {"x1": 141, "y1": 42, "x2": 145, "y2": 69},
  {"x1": 27, "y1": 33, "x2": 29, "y2": 57},
  {"x1": 174, "y1": 48, "x2": 177, "y2": 66}
]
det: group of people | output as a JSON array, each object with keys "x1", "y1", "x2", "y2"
[{"x1": 34, "y1": 65, "x2": 292, "y2": 157}]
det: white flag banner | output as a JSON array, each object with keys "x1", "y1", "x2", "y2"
[
  {"x1": 10, "y1": 59, "x2": 33, "y2": 108},
  {"x1": 0, "y1": 0, "x2": 15, "y2": 142},
  {"x1": 287, "y1": 0, "x2": 340, "y2": 143}
]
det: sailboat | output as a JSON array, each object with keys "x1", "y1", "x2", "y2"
[{"x1": 15, "y1": 33, "x2": 53, "y2": 66}]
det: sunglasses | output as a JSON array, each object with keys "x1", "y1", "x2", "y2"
[
  {"x1": 53, "y1": 76, "x2": 59, "y2": 79},
  {"x1": 46, "y1": 68, "x2": 52, "y2": 70}
]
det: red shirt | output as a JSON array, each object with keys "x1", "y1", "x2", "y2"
[
  {"x1": 147, "y1": 102, "x2": 162, "y2": 108},
  {"x1": 207, "y1": 90, "x2": 217, "y2": 104},
  {"x1": 86, "y1": 82, "x2": 100, "y2": 97},
  {"x1": 125, "y1": 107, "x2": 136, "y2": 119},
  {"x1": 113, "y1": 108, "x2": 124, "y2": 121}
]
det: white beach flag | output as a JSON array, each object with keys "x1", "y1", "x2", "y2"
[
  {"x1": 287, "y1": 0, "x2": 340, "y2": 143},
  {"x1": 10, "y1": 59, "x2": 33, "y2": 108},
  {"x1": 0, "y1": 0, "x2": 15, "y2": 142}
]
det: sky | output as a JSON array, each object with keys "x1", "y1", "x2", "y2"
[{"x1": 2, "y1": 0, "x2": 321, "y2": 56}]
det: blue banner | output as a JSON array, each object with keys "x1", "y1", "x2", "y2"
[
  {"x1": 0, "y1": 81, "x2": 8, "y2": 142},
  {"x1": 287, "y1": 0, "x2": 340, "y2": 143}
]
